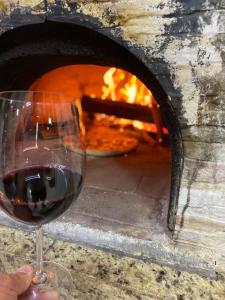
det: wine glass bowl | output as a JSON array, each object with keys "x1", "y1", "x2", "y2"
[{"x1": 0, "y1": 91, "x2": 85, "y2": 298}]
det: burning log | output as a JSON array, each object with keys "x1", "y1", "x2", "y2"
[
  {"x1": 81, "y1": 95, "x2": 165, "y2": 143},
  {"x1": 82, "y1": 95, "x2": 154, "y2": 123}
]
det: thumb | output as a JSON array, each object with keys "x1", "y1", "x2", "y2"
[{"x1": 0, "y1": 265, "x2": 33, "y2": 300}]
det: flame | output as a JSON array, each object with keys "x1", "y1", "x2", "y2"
[
  {"x1": 121, "y1": 76, "x2": 138, "y2": 104},
  {"x1": 102, "y1": 67, "x2": 117, "y2": 100},
  {"x1": 28, "y1": 64, "x2": 165, "y2": 138},
  {"x1": 100, "y1": 67, "x2": 162, "y2": 133},
  {"x1": 102, "y1": 68, "x2": 153, "y2": 108}
]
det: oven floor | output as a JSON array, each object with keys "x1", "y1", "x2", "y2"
[
  {"x1": 65, "y1": 142, "x2": 171, "y2": 240},
  {"x1": 0, "y1": 142, "x2": 216, "y2": 275}
]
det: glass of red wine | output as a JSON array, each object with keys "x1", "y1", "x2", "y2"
[{"x1": 0, "y1": 91, "x2": 85, "y2": 299}]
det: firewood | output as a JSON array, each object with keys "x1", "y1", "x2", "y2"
[{"x1": 82, "y1": 95, "x2": 154, "y2": 123}]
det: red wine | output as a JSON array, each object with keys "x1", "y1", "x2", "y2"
[{"x1": 0, "y1": 166, "x2": 83, "y2": 225}]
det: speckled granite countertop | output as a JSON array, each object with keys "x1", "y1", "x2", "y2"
[{"x1": 0, "y1": 225, "x2": 224, "y2": 299}]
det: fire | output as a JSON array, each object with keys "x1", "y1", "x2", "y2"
[
  {"x1": 121, "y1": 76, "x2": 138, "y2": 104},
  {"x1": 28, "y1": 64, "x2": 165, "y2": 140},
  {"x1": 102, "y1": 68, "x2": 117, "y2": 100},
  {"x1": 102, "y1": 67, "x2": 153, "y2": 108},
  {"x1": 100, "y1": 67, "x2": 164, "y2": 135}
]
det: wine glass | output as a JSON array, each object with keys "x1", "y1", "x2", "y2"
[{"x1": 0, "y1": 91, "x2": 85, "y2": 299}]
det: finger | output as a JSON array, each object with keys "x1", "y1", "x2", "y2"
[
  {"x1": 19, "y1": 290, "x2": 59, "y2": 300},
  {"x1": 0, "y1": 265, "x2": 33, "y2": 300},
  {"x1": 39, "y1": 291, "x2": 59, "y2": 300},
  {"x1": 19, "y1": 291, "x2": 59, "y2": 300}
]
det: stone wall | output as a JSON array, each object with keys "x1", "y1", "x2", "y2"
[{"x1": 0, "y1": 0, "x2": 225, "y2": 257}]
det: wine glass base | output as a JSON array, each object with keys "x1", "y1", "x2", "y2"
[{"x1": 27, "y1": 261, "x2": 73, "y2": 300}]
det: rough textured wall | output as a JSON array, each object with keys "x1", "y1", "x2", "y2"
[{"x1": 0, "y1": 0, "x2": 225, "y2": 256}]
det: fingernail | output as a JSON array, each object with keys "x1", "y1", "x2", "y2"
[{"x1": 17, "y1": 265, "x2": 32, "y2": 273}]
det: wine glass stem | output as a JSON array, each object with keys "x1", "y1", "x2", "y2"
[
  {"x1": 32, "y1": 226, "x2": 47, "y2": 285},
  {"x1": 36, "y1": 226, "x2": 43, "y2": 274}
]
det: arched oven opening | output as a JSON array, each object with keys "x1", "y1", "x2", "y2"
[{"x1": 0, "y1": 21, "x2": 183, "y2": 237}]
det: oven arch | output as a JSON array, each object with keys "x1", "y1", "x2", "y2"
[{"x1": 0, "y1": 21, "x2": 183, "y2": 230}]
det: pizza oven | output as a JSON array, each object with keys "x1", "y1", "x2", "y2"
[{"x1": 0, "y1": 0, "x2": 224, "y2": 275}]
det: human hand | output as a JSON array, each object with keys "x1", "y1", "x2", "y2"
[{"x1": 0, "y1": 265, "x2": 58, "y2": 300}]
